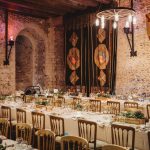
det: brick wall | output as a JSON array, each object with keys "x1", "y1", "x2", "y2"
[
  {"x1": 0, "y1": 11, "x2": 65, "y2": 95},
  {"x1": 116, "y1": 0, "x2": 150, "y2": 96}
]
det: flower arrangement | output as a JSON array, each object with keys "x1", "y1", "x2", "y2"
[
  {"x1": 75, "y1": 102, "x2": 83, "y2": 111},
  {"x1": 96, "y1": 91, "x2": 111, "y2": 98},
  {"x1": 121, "y1": 111, "x2": 144, "y2": 119}
]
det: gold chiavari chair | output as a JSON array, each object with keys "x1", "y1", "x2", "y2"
[
  {"x1": 32, "y1": 111, "x2": 45, "y2": 130},
  {"x1": 36, "y1": 129, "x2": 55, "y2": 150},
  {"x1": 16, "y1": 108, "x2": 26, "y2": 123},
  {"x1": 16, "y1": 123, "x2": 32, "y2": 145},
  {"x1": 89, "y1": 99, "x2": 101, "y2": 112},
  {"x1": 50, "y1": 115, "x2": 65, "y2": 143},
  {"x1": 124, "y1": 102, "x2": 138, "y2": 110},
  {"x1": 24, "y1": 95, "x2": 34, "y2": 103},
  {"x1": 111, "y1": 124, "x2": 135, "y2": 150},
  {"x1": 78, "y1": 119, "x2": 107, "y2": 150},
  {"x1": 102, "y1": 144, "x2": 127, "y2": 150},
  {"x1": 61, "y1": 135, "x2": 89, "y2": 150},
  {"x1": 107, "y1": 101, "x2": 120, "y2": 115},
  {"x1": 0, "y1": 118, "x2": 9, "y2": 138},
  {"x1": 58, "y1": 96, "x2": 65, "y2": 106},
  {"x1": 47, "y1": 96, "x2": 54, "y2": 106},
  {"x1": 73, "y1": 97, "x2": 81, "y2": 104},
  {"x1": 1, "y1": 106, "x2": 12, "y2": 138},
  {"x1": 32, "y1": 111, "x2": 45, "y2": 147}
]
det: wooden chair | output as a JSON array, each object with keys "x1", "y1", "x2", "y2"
[
  {"x1": 107, "y1": 101, "x2": 120, "y2": 115},
  {"x1": 32, "y1": 111, "x2": 45, "y2": 147},
  {"x1": 32, "y1": 111, "x2": 45, "y2": 130},
  {"x1": 147, "y1": 104, "x2": 150, "y2": 119},
  {"x1": 16, "y1": 123, "x2": 32, "y2": 145},
  {"x1": 89, "y1": 99, "x2": 101, "y2": 112},
  {"x1": 1, "y1": 106, "x2": 12, "y2": 138},
  {"x1": 16, "y1": 108, "x2": 26, "y2": 123},
  {"x1": 111, "y1": 124, "x2": 135, "y2": 150},
  {"x1": 124, "y1": 102, "x2": 138, "y2": 110},
  {"x1": 50, "y1": 115, "x2": 65, "y2": 143},
  {"x1": 24, "y1": 95, "x2": 34, "y2": 103},
  {"x1": 73, "y1": 97, "x2": 81, "y2": 104},
  {"x1": 58, "y1": 96, "x2": 65, "y2": 104},
  {"x1": 61, "y1": 135, "x2": 89, "y2": 150},
  {"x1": 78, "y1": 119, "x2": 107, "y2": 150},
  {"x1": 47, "y1": 96, "x2": 54, "y2": 106},
  {"x1": 102, "y1": 144, "x2": 127, "y2": 150},
  {"x1": 0, "y1": 118, "x2": 9, "y2": 138},
  {"x1": 36, "y1": 129, "x2": 55, "y2": 150}
]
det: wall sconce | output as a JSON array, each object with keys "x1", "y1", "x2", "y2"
[
  {"x1": 3, "y1": 36, "x2": 15, "y2": 65},
  {"x1": 124, "y1": 16, "x2": 137, "y2": 57}
]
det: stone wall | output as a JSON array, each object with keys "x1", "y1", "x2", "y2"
[
  {"x1": 116, "y1": 0, "x2": 150, "y2": 96},
  {"x1": 0, "y1": 11, "x2": 65, "y2": 95}
]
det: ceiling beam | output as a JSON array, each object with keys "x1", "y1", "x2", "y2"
[
  {"x1": 68, "y1": 0, "x2": 98, "y2": 7},
  {"x1": 0, "y1": 0, "x2": 65, "y2": 16}
]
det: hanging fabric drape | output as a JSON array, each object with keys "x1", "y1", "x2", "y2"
[{"x1": 64, "y1": 12, "x2": 117, "y2": 96}]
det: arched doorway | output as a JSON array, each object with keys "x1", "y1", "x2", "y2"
[
  {"x1": 15, "y1": 27, "x2": 46, "y2": 91},
  {"x1": 15, "y1": 35, "x2": 33, "y2": 90}
]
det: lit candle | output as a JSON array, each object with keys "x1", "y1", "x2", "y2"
[
  {"x1": 114, "y1": 13, "x2": 119, "y2": 22},
  {"x1": 125, "y1": 21, "x2": 130, "y2": 28},
  {"x1": 95, "y1": 18, "x2": 99, "y2": 26},
  {"x1": 10, "y1": 36, "x2": 14, "y2": 41},
  {"x1": 113, "y1": 21, "x2": 117, "y2": 29}
]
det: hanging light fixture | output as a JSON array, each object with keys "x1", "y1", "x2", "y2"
[{"x1": 95, "y1": 0, "x2": 137, "y2": 57}]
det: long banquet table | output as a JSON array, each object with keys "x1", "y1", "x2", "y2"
[{"x1": 0, "y1": 99, "x2": 149, "y2": 150}]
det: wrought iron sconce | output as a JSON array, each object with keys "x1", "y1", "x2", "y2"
[
  {"x1": 3, "y1": 37, "x2": 15, "y2": 65},
  {"x1": 124, "y1": 19, "x2": 137, "y2": 57}
]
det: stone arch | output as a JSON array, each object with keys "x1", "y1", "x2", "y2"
[{"x1": 15, "y1": 27, "x2": 47, "y2": 90}]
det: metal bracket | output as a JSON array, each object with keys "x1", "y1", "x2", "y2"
[{"x1": 124, "y1": 22, "x2": 137, "y2": 57}]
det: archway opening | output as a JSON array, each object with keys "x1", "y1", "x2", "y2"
[{"x1": 15, "y1": 35, "x2": 33, "y2": 90}]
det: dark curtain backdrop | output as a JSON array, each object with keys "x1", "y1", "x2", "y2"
[{"x1": 64, "y1": 13, "x2": 117, "y2": 96}]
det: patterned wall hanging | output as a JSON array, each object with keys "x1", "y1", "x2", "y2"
[
  {"x1": 67, "y1": 32, "x2": 80, "y2": 85},
  {"x1": 94, "y1": 28, "x2": 109, "y2": 87}
]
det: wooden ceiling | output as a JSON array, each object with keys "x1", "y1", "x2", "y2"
[{"x1": 0, "y1": 0, "x2": 112, "y2": 18}]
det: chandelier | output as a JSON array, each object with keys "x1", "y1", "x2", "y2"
[{"x1": 95, "y1": 0, "x2": 137, "y2": 57}]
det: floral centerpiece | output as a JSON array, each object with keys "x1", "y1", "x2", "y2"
[
  {"x1": 96, "y1": 91, "x2": 111, "y2": 98},
  {"x1": 75, "y1": 102, "x2": 83, "y2": 111},
  {"x1": 116, "y1": 110, "x2": 145, "y2": 125},
  {"x1": 0, "y1": 95, "x2": 6, "y2": 101}
]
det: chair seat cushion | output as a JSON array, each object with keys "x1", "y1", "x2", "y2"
[{"x1": 89, "y1": 140, "x2": 107, "y2": 149}]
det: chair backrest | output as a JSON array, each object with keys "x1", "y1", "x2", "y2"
[
  {"x1": 102, "y1": 144, "x2": 127, "y2": 150},
  {"x1": 47, "y1": 96, "x2": 54, "y2": 105},
  {"x1": 73, "y1": 97, "x2": 82, "y2": 104},
  {"x1": 24, "y1": 95, "x2": 34, "y2": 103},
  {"x1": 0, "y1": 118, "x2": 8, "y2": 137},
  {"x1": 16, "y1": 108, "x2": 26, "y2": 123},
  {"x1": 58, "y1": 96, "x2": 65, "y2": 104},
  {"x1": 124, "y1": 102, "x2": 138, "y2": 109},
  {"x1": 50, "y1": 115, "x2": 65, "y2": 136},
  {"x1": 1, "y1": 106, "x2": 11, "y2": 121},
  {"x1": 107, "y1": 101, "x2": 120, "y2": 115},
  {"x1": 36, "y1": 129, "x2": 55, "y2": 150},
  {"x1": 78, "y1": 119, "x2": 97, "y2": 149},
  {"x1": 89, "y1": 99, "x2": 101, "y2": 112},
  {"x1": 61, "y1": 135, "x2": 89, "y2": 150},
  {"x1": 32, "y1": 111, "x2": 45, "y2": 129},
  {"x1": 111, "y1": 124, "x2": 135, "y2": 150},
  {"x1": 16, "y1": 123, "x2": 32, "y2": 145},
  {"x1": 147, "y1": 104, "x2": 150, "y2": 119}
]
